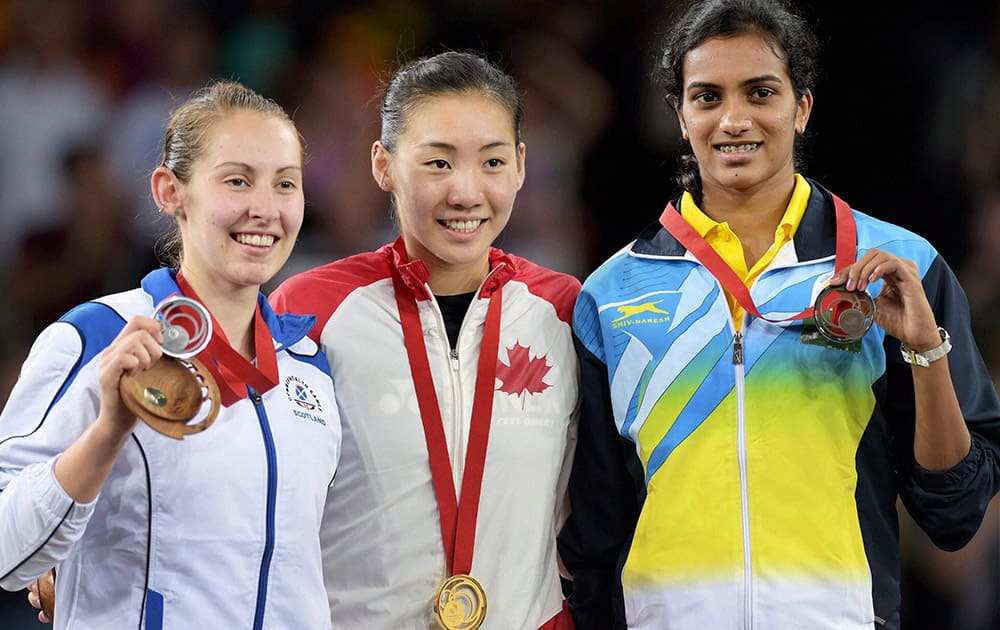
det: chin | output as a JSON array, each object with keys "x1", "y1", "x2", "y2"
[
  {"x1": 231, "y1": 266, "x2": 281, "y2": 290},
  {"x1": 444, "y1": 243, "x2": 492, "y2": 265}
]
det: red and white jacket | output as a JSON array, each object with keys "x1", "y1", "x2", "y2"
[{"x1": 271, "y1": 239, "x2": 580, "y2": 630}]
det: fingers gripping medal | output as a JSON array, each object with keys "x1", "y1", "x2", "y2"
[
  {"x1": 814, "y1": 286, "x2": 875, "y2": 343},
  {"x1": 118, "y1": 296, "x2": 221, "y2": 439},
  {"x1": 434, "y1": 574, "x2": 487, "y2": 630}
]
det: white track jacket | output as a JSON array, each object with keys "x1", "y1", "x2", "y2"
[
  {"x1": 0, "y1": 268, "x2": 342, "y2": 630},
  {"x1": 271, "y1": 239, "x2": 580, "y2": 630}
]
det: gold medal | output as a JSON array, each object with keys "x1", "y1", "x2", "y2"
[{"x1": 433, "y1": 574, "x2": 487, "y2": 630}]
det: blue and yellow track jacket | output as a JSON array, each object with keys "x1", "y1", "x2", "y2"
[{"x1": 558, "y1": 180, "x2": 1000, "y2": 629}]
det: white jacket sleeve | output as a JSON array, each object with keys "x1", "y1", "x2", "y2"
[{"x1": 0, "y1": 321, "x2": 103, "y2": 590}]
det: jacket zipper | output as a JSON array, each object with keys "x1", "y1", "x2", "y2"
[
  {"x1": 428, "y1": 264, "x2": 507, "y2": 487},
  {"x1": 425, "y1": 263, "x2": 505, "y2": 580},
  {"x1": 733, "y1": 325, "x2": 753, "y2": 630},
  {"x1": 250, "y1": 390, "x2": 277, "y2": 630}
]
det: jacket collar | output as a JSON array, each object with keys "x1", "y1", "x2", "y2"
[
  {"x1": 630, "y1": 177, "x2": 841, "y2": 264},
  {"x1": 386, "y1": 236, "x2": 518, "y2": 301},
  {"x1": 139, "y1": 267, "x2": 315, "y2": 351}
]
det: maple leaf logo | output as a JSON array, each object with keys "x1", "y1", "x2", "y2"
[{"x1": 496, "y1": 342, "x2": 551, "y2": 399}]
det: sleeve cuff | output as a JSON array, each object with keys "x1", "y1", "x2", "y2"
[
  {"x1": 36, "y1": 458, "x2": 99, "y2": 515},
  {"x1": 910, "y1": 439, "x2": 982, "y2": 492}
]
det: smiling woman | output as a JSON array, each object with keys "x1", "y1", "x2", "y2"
[
  {"x1": 0, "y1": 80, "x2": 341, "y2": 629},
  {"x1": 271, "y1": 51, "x2": 580, "y2": 629},
  {"x1": 558, "y1": 1, "x2": 1000, "y2": 630},
  {"x1": 155, "y1": 109, "x2": 305, "y2": 329},
  {"x1": 371, "y1": 90, "x2": 525, "y2": 294}
]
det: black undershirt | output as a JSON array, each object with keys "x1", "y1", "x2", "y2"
[{"x1": 435, "y1": 292, "x2": 477, "y2": 350}]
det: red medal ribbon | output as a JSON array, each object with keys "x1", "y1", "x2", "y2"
[
  {"x1": 175, "y1": 272, "x2": 279, "y2": 405},
  {"x1": 657, "y1": 192, "x2": 857, "y2": 323},
  {"x1": 391, "y1": 268, "x2": 502, "y2": 577}
]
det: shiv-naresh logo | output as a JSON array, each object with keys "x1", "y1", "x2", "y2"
[
  {"x1": 607, "y1": 294, "x2": 680, "y2": 329},
  {"x1": 612, "y1": 301, "x2": 670, "y2": 322}
]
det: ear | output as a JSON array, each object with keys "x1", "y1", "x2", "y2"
[
  {"x1": 675, "y1": 103, "x2": 689, "y2": 141},
  {"x1": 515, "y1": 142, "x2": 526, "y2": 191},
  {"x1": 795, "y1": 89, "x2": 814, "y2": 135},
  {"x1": 371, "y1": 141, "x2": 392, "y2": 191},
  {"x1": 151, "y1": 166, "x2": 183, "y2": 217}
]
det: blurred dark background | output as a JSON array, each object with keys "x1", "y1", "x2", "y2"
[{"x1": 0, "y1": 0, "x2": 997, "y2": 627}]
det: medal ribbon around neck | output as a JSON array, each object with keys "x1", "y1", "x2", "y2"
[
  {"x1": 658, "y1": 192, "x2": 857, "y2": 324},
  {"x1": 175, "y1": 272, "x2": 279, "y2": 405},
  {"x1": 391, "y1": 269, "x2": 502, "y2": 578}
]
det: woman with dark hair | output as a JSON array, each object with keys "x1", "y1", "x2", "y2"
[
  {"x1": 272, "y1": 51, "x2": 579, "y2": 629},
  {"x1": 558, "y1": 1, "x2": 1000, "y2": 628}
]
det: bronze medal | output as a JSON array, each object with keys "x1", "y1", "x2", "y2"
[
  {"x1": 813, "y1": 285, "x2": 875, "y2": 342},
  {"x1": 119, "y1": 295, "x2": 221, "y2": 439},
  {"x1": 434, "y1": 574, "x2": 487, "y2": 630}
]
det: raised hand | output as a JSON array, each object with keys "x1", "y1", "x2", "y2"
[{"x1": 829, "y1": 248, "x2": 941, "y2": 351}]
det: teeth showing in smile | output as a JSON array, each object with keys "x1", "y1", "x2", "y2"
[
  {"x1": 718, "y1": 143, "x2": 759, "y2": 153},
  {"x1": 236, "y1": 234, "x2": 275, "y2": 247},
  {"x1": 441, "y1": 219, "x2": 484, "y2": 233}
]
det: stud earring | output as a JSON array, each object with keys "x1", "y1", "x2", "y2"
[{"x1": 174, "y1": 209, "x2": 180, "y2": 217}]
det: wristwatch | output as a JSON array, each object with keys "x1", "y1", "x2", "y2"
[{"x1": 900, "y1": 327, "x2": 951, "y2": 367}]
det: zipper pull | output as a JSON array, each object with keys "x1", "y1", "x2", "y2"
[
  {"x1": 450, "y1": 347, "x2": 459, "y2": 370},
  {"x1": 732, "y1": 331, "x2": 744, "y2": 365}
]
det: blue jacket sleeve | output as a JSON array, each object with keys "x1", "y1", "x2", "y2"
[
  {"x1": 887, "y1": 254, "x2": 1000, "y2": 550},
  {"x1": 557, "y1": 292, "x2": 645, "y2": 629}
]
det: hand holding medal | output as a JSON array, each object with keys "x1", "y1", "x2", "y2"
[
  {"x1": 827, "y1": 248, "x2": 940, "y2": 350},
  {"x1": 118, "y1": 295, "x2": 221, "y2": 439}
]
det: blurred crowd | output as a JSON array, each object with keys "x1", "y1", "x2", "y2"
[{"x1": 0, "y1": 0, "x2": 996, "y2": 627}]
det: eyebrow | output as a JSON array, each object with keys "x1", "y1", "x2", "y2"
[
  {"x1": 212, "y1": 162, "x2": 302, "y2": 173},
  {"x1": 686, "y1": 74, "x2": 785, "y2": 90},
  {"x1": 416, "y1": 141, "x2": 514, "y2": 151}
]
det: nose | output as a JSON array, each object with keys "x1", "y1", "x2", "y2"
[
  {"x1": 248, "y1": 187, "x2": 281, "y2": 221},
  {"x1": 719, "y1": 99, "x2": 752, "y2": 135},
  {"x1": 446, "y1": 169, "x2": 483, "y2": 209}
]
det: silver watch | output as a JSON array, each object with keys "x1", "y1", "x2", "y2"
[{"x1": 900, "y1": 327, "x2": 951, "y2": 367}]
